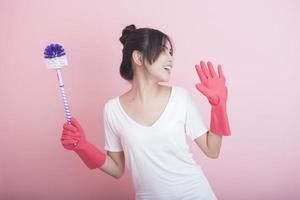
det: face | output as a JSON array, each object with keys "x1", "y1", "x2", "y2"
[{"x1": 144, "y1": 40, "x2": 173, "y2": 83}]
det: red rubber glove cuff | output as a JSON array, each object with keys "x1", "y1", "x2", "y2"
[{"x1": 210, "y1": 102, "x2": 231, "y2": 136}]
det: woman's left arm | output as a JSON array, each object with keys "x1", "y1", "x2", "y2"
[
  {"x1": 194, "y1": 130, "x2": 222, "y2": 159},
  {"x1": 207, "y1": 130, "x2": 222, "y2": 158},
  {"x1": 193, "y1": 60, "x2": 231, "y2": 158}
]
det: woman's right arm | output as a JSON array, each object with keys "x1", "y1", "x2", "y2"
[
  {"x1": 99, "y1": 151, "x2": 125, "y2": 179},
  {"x1": 61, "y1": 117, "x2": 125, "y2": 178}
]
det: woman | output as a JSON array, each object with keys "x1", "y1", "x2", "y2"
[{"x1": 61, "y1": 24, "x2": 231, "y2": 200}]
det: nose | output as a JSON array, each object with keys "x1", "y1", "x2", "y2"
[{"x1": 166, "y1": 60, "x2": 173, "y2": 68}]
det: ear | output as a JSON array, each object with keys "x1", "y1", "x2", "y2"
[{"x1": 132, "y1": 50, "x2": 143, "y2": 66}]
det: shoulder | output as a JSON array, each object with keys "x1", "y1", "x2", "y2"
[
  {"x1": 172, "y1": 85, "x2": 190, "y2": 98},
  {"x1": 173, "y1": 86, "x2": 199, "y2": 111},
  {"x1": 103, "y1": 96, "x2": 119, "y2": 115}
]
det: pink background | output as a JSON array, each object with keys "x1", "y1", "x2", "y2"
[{"x1": 1, "y1": 0, "x2": 299, "y2": 199}]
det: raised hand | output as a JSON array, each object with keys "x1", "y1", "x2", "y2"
[
  {"x1": 195, "y1": 60, "x2": 228, "y2": 106},
  {"x1": 194, "y1": 60, "x2": 231, "y2": 136}
]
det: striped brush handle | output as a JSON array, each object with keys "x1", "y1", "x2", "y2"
[{"x1": 56, "y1": 69, "x2": 72, "y2": 124}]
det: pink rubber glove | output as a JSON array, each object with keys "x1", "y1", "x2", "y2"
[
  {"x1": 195, "y1": 60, "x2": 231, "y2": 136},
  {"x1": 61, "y1": 117, "x2": 107, "y2": 169}
]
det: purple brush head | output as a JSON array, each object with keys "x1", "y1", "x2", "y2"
[
  {"x1": 44, "y1": 43, "x2": 68, "y2": 69},
  {"x1": 44, "y1": 43, "x2": 66, "y2": 58}
]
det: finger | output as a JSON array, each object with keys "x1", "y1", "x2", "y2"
[
  {"x1": 195, "y1": 64, "x2": 207, "y2": 84},
  {"x1": 217, "y1": 64, "x2": 226, "y2": 81},
  {"x1": 61, "y1": 141, "x2": 78, "y2": 150},
  {"x1": 207, "y1": 61, "x2": 218, "y2": 78},
  {"x1": 63, "y1": 123, "x2": 77, "y2": 132},
  {"x1": 61, "y1": 135, "x2": 78, "y2": 143},
  {"x1": 70, "y1": 117, "x2": 83, "y2": 132},
  {"x1": 68, "y1": 144, "x2": 78, "y2": 149},
  {"x1": 63, "y1": 144, "x2": 76, "y2": 150},
  {"x1": 61, "y1": 134, "x2": 78, "y2": 141},
  {"x1": 200, "y1": 60, "x2": 210, "y2": 78},
  {"x1": 62, "y1": 129, "x2": 79, "y2": 137},
  {"x1": 62, "y1": 130, "x2": 81, "y2": 138},
  {"x1": 61, "y1": 138, "x2": 78, "y2": 145}
]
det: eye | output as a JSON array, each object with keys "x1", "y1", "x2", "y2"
[{"x1": 162, "y1": 47, "x2": 172, "y2": 55}]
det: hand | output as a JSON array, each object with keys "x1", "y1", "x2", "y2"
[
  {"x1": 195, "y1": 60, "x2": 228, "y2": 106},
  {"x1": 61, "y1": 117, "x2": 86, "y2": 150},
  {"x1": 60, "y1": 117, "x2": 107, "y2": 169},
  {"x1": 195, "y1": 60, "x2": 231, "y2": 136}
]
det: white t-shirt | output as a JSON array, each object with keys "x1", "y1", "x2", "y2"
[{"x1": 103, "y1": 85, "x2": 218, "y2": 200}]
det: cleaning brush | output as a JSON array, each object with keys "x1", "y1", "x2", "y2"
[{"x1": 44, "y1": 43, "x2": 72, "y2": 124}]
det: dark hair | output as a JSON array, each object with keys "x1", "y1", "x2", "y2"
[{"x1": 119, "y1": 24, "x2": 173, "y2": 81}]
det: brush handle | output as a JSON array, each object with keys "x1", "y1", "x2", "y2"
[{"x1": 56, "y1": 69, "x2": 72, "y2": 124}]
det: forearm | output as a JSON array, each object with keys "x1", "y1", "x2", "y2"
[
  {"x1": 99, "y1": 155, "x2": 122, "y2": 179},
  {"x1": 207, "y1": 130, "x2": 222, "y2": 158}
]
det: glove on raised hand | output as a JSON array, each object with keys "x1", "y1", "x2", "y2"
[{"x1": 195, "y1": 60, "x2": 231, "y2": 136}]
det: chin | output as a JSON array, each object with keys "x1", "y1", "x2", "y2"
[
  {"x1": 152, "y1": 71, "x2": 171, "y2": 82},
  {"x1": 159, "y1": 75, "x2": 171, "y2": 82}
]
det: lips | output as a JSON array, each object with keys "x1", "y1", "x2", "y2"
[{"x1": 164, "y1": 65, "x2": 172, "y2": 72}]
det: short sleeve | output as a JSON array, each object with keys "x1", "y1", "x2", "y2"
[
  {"x1": 103, "y1": 103, "x2": 123, "y2": 152},
  {"x1": 184, "y1": 90, "x2": 209, "y2": 140}
]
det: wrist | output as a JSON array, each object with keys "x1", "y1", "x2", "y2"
[
  {"x1": 73, "y1": 140, "x2": 107, "y2": 169},
  {"x1": 210, "y1": 101, "x2": 231, "y2": 136}
]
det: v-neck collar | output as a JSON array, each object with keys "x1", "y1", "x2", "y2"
[{"x1": 116, "y1": 86, "x2": 175, "y2": 129}]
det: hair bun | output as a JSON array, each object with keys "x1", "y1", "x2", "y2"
[{"x1": 119, "y1": 24, "x2": 136, "y2": 46}]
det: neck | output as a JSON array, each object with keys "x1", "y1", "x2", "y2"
[{"x1": 128, "y1": 77, "x2": 163, "y2": 104}]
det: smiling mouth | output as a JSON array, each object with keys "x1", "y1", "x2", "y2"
[{"x1": 164, "y1": 66, "x2": 172, "y2": 72}]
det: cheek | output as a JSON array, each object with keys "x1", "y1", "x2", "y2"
[
  {"x1": 151, "y1": 63, "x2": 164, "y2": 73},
  {"x1": 146, "y1": 62, "x2": 162, "y2": 71},
  {"x1": 145, "y1": 55, "x2": 166, "y2": 73},
  {"x1": 153, "y1": 57, "x2": 166, "y2": 68}
]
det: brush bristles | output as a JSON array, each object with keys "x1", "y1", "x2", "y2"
[{"x1": 46, "y1": 55, "x2": 68, "y2": 69}]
